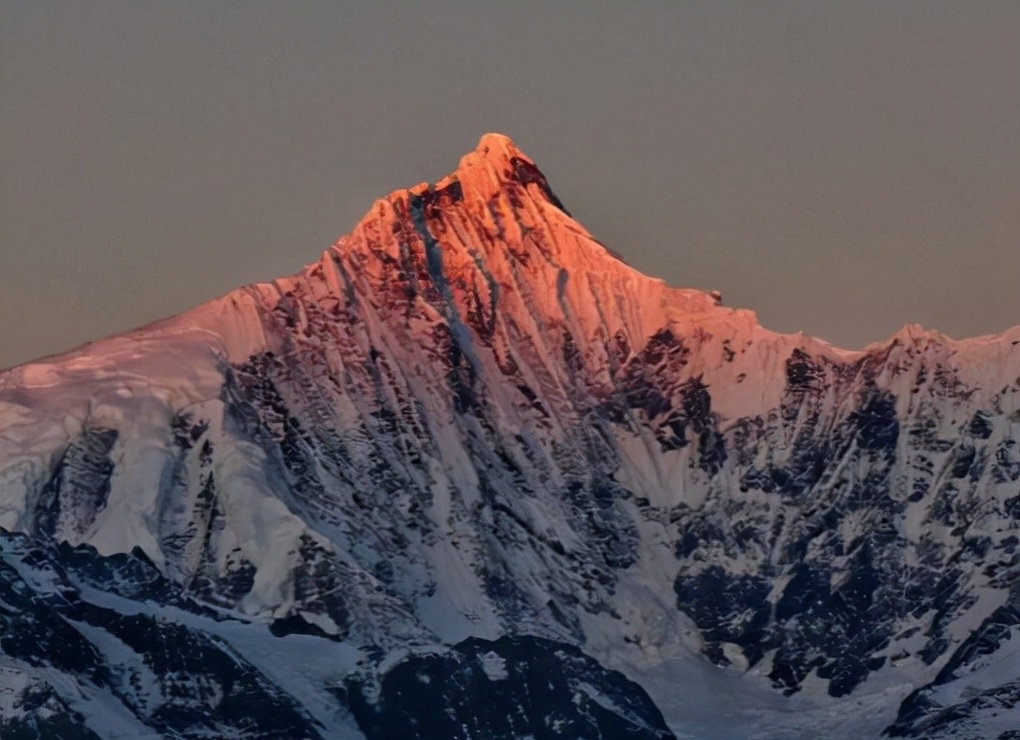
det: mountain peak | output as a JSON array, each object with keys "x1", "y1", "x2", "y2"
[
  {"x1": 463, "y1": 132, "x2": 526, "y2": 169},
  {"x1": 420, "y1": 132, "x2": 572, "y2": 215},
  {"x1": 326, "y1": 133, "x2": 744, "y2": 396}
]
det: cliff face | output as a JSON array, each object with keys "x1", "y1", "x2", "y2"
[{"x1": 2, "y1": 134, "x2": 1019, "y2": 739}]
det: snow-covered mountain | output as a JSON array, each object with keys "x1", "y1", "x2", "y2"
[{"x1": 2, "y1": 133, "x2": 1019, "y2": 739}]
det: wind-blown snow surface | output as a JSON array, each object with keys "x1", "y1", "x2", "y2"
[{"x1": 2, "y1": 133, "x2": 1019, "y2": 739}]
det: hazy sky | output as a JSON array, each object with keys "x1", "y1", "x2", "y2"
[{"x1": 2, "y1": 2, "x2": 1018, "y2": 368}]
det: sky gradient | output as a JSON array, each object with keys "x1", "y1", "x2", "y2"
[{"x1": 2, "y1": 2, "x2": 1018, "y2": 368}]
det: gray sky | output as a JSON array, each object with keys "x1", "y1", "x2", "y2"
[{"x1": 2, "y1": 2, "x2": 1018, "y2": 368}]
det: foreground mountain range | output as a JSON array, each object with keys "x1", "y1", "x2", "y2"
[{"x1": 2, "y1": 134, "x2": 1019, "y2": 739}]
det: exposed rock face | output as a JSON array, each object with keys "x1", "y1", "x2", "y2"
[
  {"x1": 344, "y1": 636, "x2": 675, "y2": 740},
  {"x1": 1, "y1": 134, "x2": 1018, "y2": 738}
]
